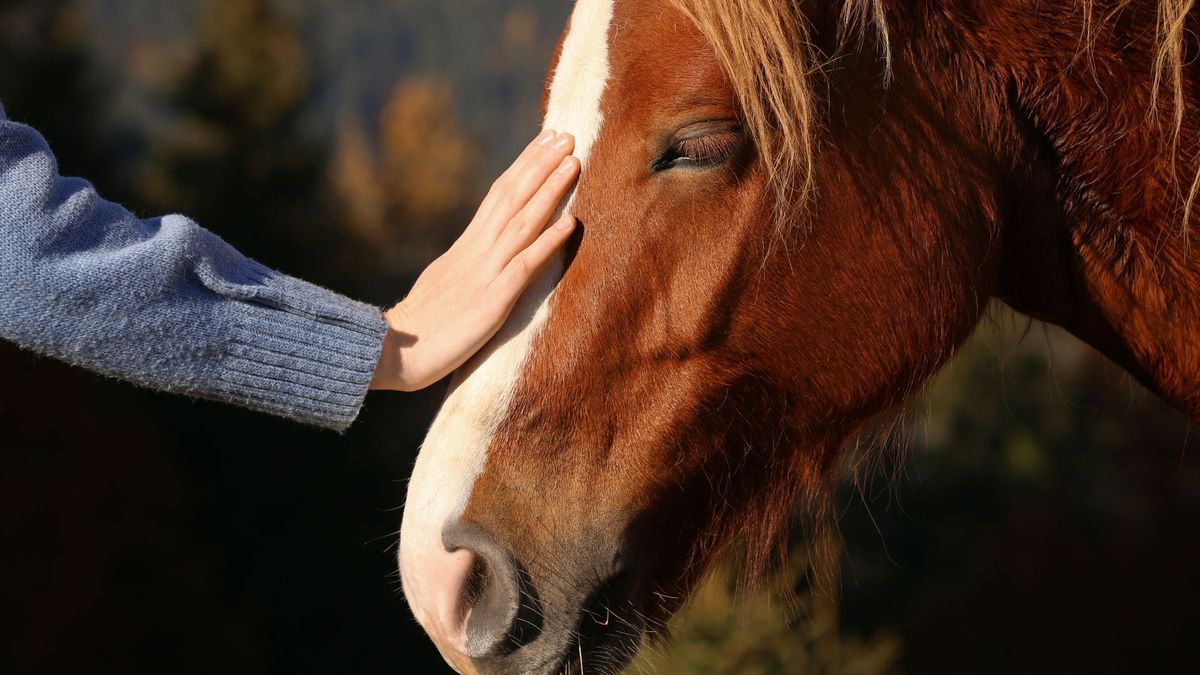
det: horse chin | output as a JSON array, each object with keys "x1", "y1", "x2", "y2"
[
  {"x1": 554, "y1": 631, "x2": 642, "y2": 675},
  {"x1": 542, "y1": 624, "x2": 643, "y2": 675},
  {"x1": 559, "y1": 570, "x2": 643, "y2": 674}
]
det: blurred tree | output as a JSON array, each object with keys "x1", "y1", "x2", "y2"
[
  {"x1": 633, "y1": 550, "x2": 903, "y2": 675},
  {"x1": 378, "y1": 77, "x2": 476, "y2": 228},
  {"x1": 0, "y1": 0, "x2": 134, "y2": 200},
  {"x1": 138, "y1": 0, "x2": 338, "y2": 285},
  {"x1": 329, "y1": 120, "x2": 387, "y2": 245},
  {"x1": 330, "y1": 75, "x2": 478, "y2": 274}
]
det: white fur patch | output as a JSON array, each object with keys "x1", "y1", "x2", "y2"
[{"x1": 399, "y1": 0, "x2": 615, "y2": 632}]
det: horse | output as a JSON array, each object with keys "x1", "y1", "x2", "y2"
[{"x1": 397, "y1": 1, "x2": 1200, "y2": 672}]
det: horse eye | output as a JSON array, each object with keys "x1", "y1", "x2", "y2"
[{"x1": 652, "y1": 129, "x2": 743, "y2": 172}]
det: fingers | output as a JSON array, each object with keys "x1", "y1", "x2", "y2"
[
  {"x1": 476, "y1": 131, "x2": 576, "y2": 234},
  {"x1": 494, "y1": 155, "x2": 580, "y2": 262},
  {"x1": 492, "y1": 213, "x2": 576, "y2": 301}
]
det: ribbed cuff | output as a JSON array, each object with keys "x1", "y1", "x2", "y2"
[{"x1": 211, "y1": 295, "x2": 387, "y2": 432}]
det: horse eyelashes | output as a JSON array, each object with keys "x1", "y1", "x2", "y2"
[
  {"x1": 676, "y1": 133, "x2": 740, "y2": 163},
  {"x1": 655, "y1": 131, "x2": 743, "y2": 171}
]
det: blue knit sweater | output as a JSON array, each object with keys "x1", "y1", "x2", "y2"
[{"x1": 0, "y1": 101, "x2": 388, "y2": 431}]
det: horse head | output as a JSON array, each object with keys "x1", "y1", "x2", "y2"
[{"x1": 398, "y1": 1, "x2": 1200, "y2": 672}]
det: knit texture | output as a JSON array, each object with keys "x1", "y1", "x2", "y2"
[{"x1": 0, "y1": 103, "x2": 388, "y2": 431}]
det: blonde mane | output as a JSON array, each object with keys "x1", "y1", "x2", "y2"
[{"x1": 665, "y1": 0, "x2": 1198, "y2": 231}]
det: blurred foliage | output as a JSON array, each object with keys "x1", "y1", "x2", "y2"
[
  {"x1": 0, "y1": 0, "x2": 134, "y2": 200},
  {"x1": 376, "y1": 78, "x2": 476, "y2": 229},
  {"x1": 331, "y1": 77, "x2": 478, "y2": 270},
  {"x1": 837, "y1": 309, "x2": 1200, "y2": 674},
  {"x1": 138, "y1": 0, "x2": 333, "y2": 284},
  {"x1": 1, "y1": 1, "x2": 1198, "y2": 674},
  {"x1": 632, "y1": 551, "x2": 902, "y2": 675},
  {"x1": 80, "y1": 0, "x2": 571, "y2": 175}
]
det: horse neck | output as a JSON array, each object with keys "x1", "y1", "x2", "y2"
[{"x1": 926, "y1": 0, "x2": 1200, "y2": 416}]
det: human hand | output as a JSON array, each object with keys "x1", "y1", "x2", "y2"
[{"x1": 369, "y1": 130, "x2": 579, "y2": 392}]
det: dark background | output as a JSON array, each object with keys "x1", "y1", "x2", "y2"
[{"x1": 1, "y1": 1, "x2": 1197, "y2": 673}]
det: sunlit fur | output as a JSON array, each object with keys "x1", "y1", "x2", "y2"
[
  {"x1": 1149, "y1": 0, "x2": 1200, "y2": 227},
  {"x1": 667, "y1": 0, "x2": 1198, "y2": 230}
]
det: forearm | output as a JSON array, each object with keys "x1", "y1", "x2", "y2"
[{"x1": 0, "y1": 105, "x2": 386, "y2": 431}]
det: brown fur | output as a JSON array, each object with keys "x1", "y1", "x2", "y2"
[
  {"x1": 668, "y1": 0, "x2": 1200, "y2": 233},
  {"x1": 450, "y1": 0, "x2": 1200, "y2": 669}
]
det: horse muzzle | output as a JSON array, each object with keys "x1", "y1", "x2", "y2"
[{"x1": 400, "y1": 520, "x2": 641, "y2": 674}]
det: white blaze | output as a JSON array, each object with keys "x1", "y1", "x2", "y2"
[{"x1": 399, "y1": 0, "x2": 615, "y2": 632}]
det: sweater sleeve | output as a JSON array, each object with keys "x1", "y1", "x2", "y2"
[{"x1": 0, "y1": 105, "x2": 388, "y2": 432}]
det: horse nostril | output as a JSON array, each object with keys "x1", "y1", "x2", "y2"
[{"x1": 441, "y1": 522, "x2": 543, "y2": 658}]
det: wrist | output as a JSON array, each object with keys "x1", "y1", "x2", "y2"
[{"x1": 370, "y1": 306, "x2": 407, "y2": 391}]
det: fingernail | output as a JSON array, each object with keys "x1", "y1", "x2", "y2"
[
  {"x1": 537, "y1": 130, "x2": 556, "y2": 145},
  {"x1": 555, "y1": 214, "x2": 576, "y2": 231},
  {"x1": 555, "y1": 157, "x2": 576, "y2": 174},
  {"x1": 552, "y1": 132, "x2": 573, "y2": 150}
]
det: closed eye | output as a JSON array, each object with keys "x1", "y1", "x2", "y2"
[{"x1": 652, "y1": 126, "x2": 744, "y2": 172}]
